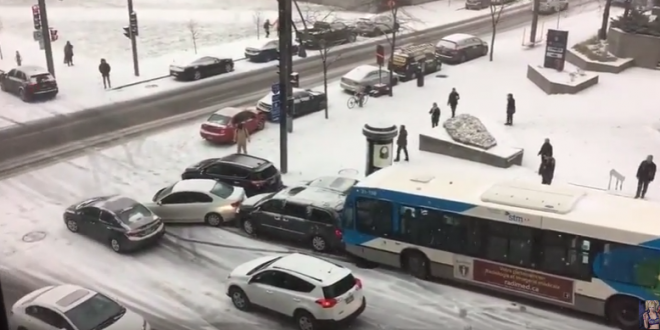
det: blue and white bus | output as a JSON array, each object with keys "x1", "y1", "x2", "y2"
[{"x1": 340, "y1": 165, "x2": 660, "y2": 329}]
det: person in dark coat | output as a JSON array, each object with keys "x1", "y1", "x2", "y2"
[
  {"x1": 635, "y1": 155, "x2": 656, "y2": 199},
  {"x1": 263, "y1": 19, "x2": 271, "y2": 38},
  {"x1": 394, "y1": 125, "x2": 409, "y2": 162},
  {"x1": 98, "y1": 59, "x2": 111, "y2": 89},
  {"x1": 538, "y1": 138, "x2": 553, "y2": 159},
  {"x1": 429, "y1": 102, "x2": 440, "y2": 128},
  {"x1": 15, "y1": 51, "x2": 22, "y2": 67},
  {"x1": 64, "y1": 41, "x2": 74, "y2": 66},
  {"x1": 506, "y1": 93, "x2": 516, "y2": 126},
  {"x1": 539, "y1": 155, "x2": 556, "y2": 185},
  {"x1": 447, "y1": 88, "x2": 460, "y2": 118}
]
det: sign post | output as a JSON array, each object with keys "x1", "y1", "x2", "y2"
[
  {"x1": 543, "y1": 29, "x2": 569, "y2": 72},
  {"x1": 271, "y1": 83, "x2": 281, "y2": 123}
]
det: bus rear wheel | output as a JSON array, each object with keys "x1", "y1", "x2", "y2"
[
  {"x1": 402, "y1": 250, "x2": 430, "y2": 280},
  {"x1": 607, "y1": 295, "x2": 641, "y2": 330}
]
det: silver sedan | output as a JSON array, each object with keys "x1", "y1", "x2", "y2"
[{"x1": 145, "y1": 179, "x2": 245, "y2": 226}]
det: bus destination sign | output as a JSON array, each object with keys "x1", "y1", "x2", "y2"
[{"x1": 454, "y1": 257, "x2": 574, "y2": 304}]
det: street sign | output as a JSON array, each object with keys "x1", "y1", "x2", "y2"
[
  {"x1": 271, "y1": 83, "x2": 280, "y2": 94},
  {"x1": 271, "y1": 96, "x2": 281, "y2": 122},
  {"x1": 33, "y1": 30, "x2": 42, "y2": 41}
]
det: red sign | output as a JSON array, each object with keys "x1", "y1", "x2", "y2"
[
  {"x1": 376, "y1": 45, "x2": 385, "y2": 66},
  {"x1": 472, "y1": 259, "x2": 574, "y2": 304}
]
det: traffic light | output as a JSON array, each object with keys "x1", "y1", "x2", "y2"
[
  {"x1": 49, "y1": 28, "x2": 58, "y2": 42},
  {"x1": 31, "y1": 5, "x2": 41, "y2": 30},
  {"x1": 129, "y1": 12, "x2": 139, "y2": 36},
  {"x1": 123, "y1": 26, "x2": 130, "y2": 39}
]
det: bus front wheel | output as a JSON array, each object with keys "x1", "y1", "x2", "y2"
[
  {"x1": 401, "y1": 250, "x2": 430, "y2": 280},
  {"x1": 606, "y1": 294, "x2": 641, "y2": 330}
]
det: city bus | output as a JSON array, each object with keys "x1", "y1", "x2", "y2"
[{"x1": 340, "y1": 166, "x2": 660, "y2": 329}]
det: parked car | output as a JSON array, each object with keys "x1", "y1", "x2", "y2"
[
  {"x1": 169, "y1": 56, "x2": 234, "y2": 81},
  {"x1": 302, "y1": 176, "x2": 359, "y2": 195},
  {"x1": 465, "y1": 0, "x2": 491, "y2": 10},
  {"x1": 340, "y1": 64, "x2": 399, "y2": 93},
  {"x1": 296, "y1": 21, "x2": 358, "y2": 49},
  {"x1": 256, "y1": 88, "x2": 327, "y2": 121},
  {"x1": 181, "y1": 154, "x2": 283, "y2": 197},
  {"x1": 200, "y1": 106, "x2": 267, "y2": 143},
  {"x1": 11, "y1": 284, "x2": 150, "y2": 330},
  {"x1": 238, "y1": 185, "x2": 346, "y2": 252},
  {"x1": 146, "y1": 179, "x2": 245, "y2": 226},
  {"x1": 63, "y1": 195, "x2": 165, "y2": 253},
  {"x1": 226, "y1": 253, "x2": 366, "y2": 330},
  {"x1": 244, "y1": 38, "x2": 300, "y2": 63},
  {"x1": 355, "y1": 14, "x2": 399, "y2": 37},
  {"x1": 0, "y1": 65, "x2": 58, "y2": 102},
  {"x1": 535, "y1": 0, "x2": 568, "y2": 13},
  {"x1": 435, "y1": 33, "x2": 489, "y2": 63}
]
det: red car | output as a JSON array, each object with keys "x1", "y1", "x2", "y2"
[{"x1": 200, "y1": 107, "x2": 267, "y2": 143}]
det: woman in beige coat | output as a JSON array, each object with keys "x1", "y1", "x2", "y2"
[{"x1": 234, "y1": 123, "x2": 250, "y2": 154}]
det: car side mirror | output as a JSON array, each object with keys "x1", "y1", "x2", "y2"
[{"x1": 156, "y1": 201, "x2": 162, "y2": 205}]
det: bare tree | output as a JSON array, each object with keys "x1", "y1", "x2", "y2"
[
  {"x1": 0, "y1": 18, "x2": 3, "y2": 60},
  {"x1": 598, "y1": 0, "x2": 613, "y2": 39},
  {"x1": 253, "y1": 11, "x2": 262, "y2": 39},
  {"x1": 488, "y1": 1, "x2": 507, "y2": 61},
  {"x1": 187, "y1": 20, "x2": 200, "y2": 54}
]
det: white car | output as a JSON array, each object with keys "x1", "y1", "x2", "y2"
[
  {"x1": 146, "y1": 179, "x2": 245, "y2": 226},
  {"x1": 11, "y1": 284, "x2": 149, "y2": 330},
  {"x1": 339, "y1": 64, "x2": 398, "y2": 93},
  {"x1": 226, "y1": 253, "x2": 366, "y2": 330}
]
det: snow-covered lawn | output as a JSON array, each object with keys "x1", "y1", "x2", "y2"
[
  {"x1": 0, "y1": 3, "x2": 643, "y2": 329},
  {"x1": 0, "y1": 0, "x2": 511, "y2": 127}
]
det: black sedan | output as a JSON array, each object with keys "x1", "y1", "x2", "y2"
[
  {"x1": 169, "y1": 56, "x2": 234, "y2": 81},
  {"x1": 256, "y1": 88, "x2": 328, "y2": 122},
  {"x1": 244, "y1": 39, "x2": 300, "y2": 63},
  {"x1": 63, "y1": 195, "x2": 165, "y2": 253}
]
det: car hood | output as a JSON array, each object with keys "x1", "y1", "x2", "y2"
[
  {"x1": 230, "y1": 255, "x2": 281, "y2": 277},
  {"x1": 110, "y1": 308, "x2": 146, "y2": 329},
  {"x1": 258, "y1": 93, "x2": 273, "y2": 106},
  {"x1": 241, "y1": 192, "x2": 273, "y2": 207}
]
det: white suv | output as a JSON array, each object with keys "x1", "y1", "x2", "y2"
[{"x1": 226, "y1": 253, "x2": 366, "y2": 330}]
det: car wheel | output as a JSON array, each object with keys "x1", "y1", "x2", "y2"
[
  {"x1": 483, "y1": 47, "x2": 489, "y2": 56},
  {"x1": 193, "y1": 71, "x2": 202, "y2": 80},
  {"x1": 294, "y1": 310, "x2": 318, "y2": 330},
  {"x1": 228, "y1": 286, "x2": 252, "y2": 311},
  {"x1": 310, "y1": 235, "x2": 327, "y2": 252},
  {"x1": 19, "y1": 88, "x2": 28, "y2": 102},
  {"x1": 348, "y1": 34, "x2": 357, "y2": 43},
  {"x1": 257, "y1": 119, "x2": 266, "y2": 130},
  {"x1": 65, "y1": 219, "x2": 79, "y2": 233},
  {"x1": 225, "y1": 63, "x2": 233, "y2": 73},
  {"x1": 109, "y1": 237, "x2": 122, "y2": 253},
  {"x1": 242, "y1": 218, "x2": 256, "y2": 236},
  {"x1": 205, "y1": 213, "x2": 224, "y2": 227},
  {"x1": 460, "y1": 53, "x2": 467, "y2": 63},
  {"x1": 402, "y1": 250, "x2": 430, "y2": 279}
]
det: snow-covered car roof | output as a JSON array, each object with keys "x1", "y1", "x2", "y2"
[
  {"x1": 275, "y1": 186, "x2": 346, "y2": 210},
  {"x1": 441, "y1": 33, "x2": 478, "y2": 43},
  {"x1": 171, "y1": 56, "x2": 222, "y2": 67},
  {"x1": 343, "y1": 64, "x2": 382, "y2": 81},
  {"x1": 257, "y1": 87, "x2": 308, "y2": 105},
  {"x1": 16, "y1": 65, "x2": 50, "y2": 76},
  {"x1": 212, "y1": 107, "x2": 243, "y2": 117}
]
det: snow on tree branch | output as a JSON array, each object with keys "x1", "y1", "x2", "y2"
[{"x1": 187, "y1": 20, "x2": 200, "y2": 54}]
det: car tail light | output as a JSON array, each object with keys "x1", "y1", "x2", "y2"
[
  {"x1": 355, "y1": 278, "x2": 362, "y2": 289},
  {"x1": 231, "y1": 201, "x2": 240, "y2": 208},
  {"x1": 334, "y1": 229, "x2": 343, "y2": 239},
  {"x1": 315, "y1": 298, "x2": 337, "y2": 308}
]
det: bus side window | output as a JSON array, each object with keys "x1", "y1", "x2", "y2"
[
  {"x1": 355, "y1": 198, "x2": 394, "y2": 237},
  {"x1": 399, "y1": 206, "x2": 418, "y2": 242}
]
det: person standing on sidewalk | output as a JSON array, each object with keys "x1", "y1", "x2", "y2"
[
  {"x1": 15, "y1": 51, "x2": 22, "y2": 67},
  {"x1": 447, "y1": 88, "x2": 460, "y2": 118},
  {"x1": 99, "y1": 59, "x2": 112, "y2": 89}
]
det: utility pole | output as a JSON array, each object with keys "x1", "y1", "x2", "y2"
[
  {"x1": 37, "y1": 0, "x2": 55, "y2": 77},
  {"x1": 127, "y1": 0, "x2": 140, "y2": 76},
  {"x1": 0, "y1": 279, "x2": 8, "y2": 330},
  {"x1": 388, "y1": 0, "x2": 398, "y2": 97},
  {"x1": 530, "y1": 0, "x2": 540, "y2": 45},
  {"x1": 278, "y1": 0, "x2": 293, "y2": 174}
]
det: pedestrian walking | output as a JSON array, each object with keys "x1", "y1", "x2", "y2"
[
  {"x1": 538, "y1": 138, "x2": 553, "y2": 159},
  {"x1": 64, "y1": 41, "x2": 74, "y2": 66},
  {"x1": 235, "y1": 123, "x2": 250, "y2": 154},
  {"x1": 539, "y1": 155, "x2": 556, "y2": 185},
  {"x1": 447, "y1": 88, "x2": 460, "y2": 118},
  {"x1": 505, "y1": 93, "x2": 516, "y2": 126},
  {"x1": 15, "y1": 51, "x2": 22, "y2": 67},
  {"x1": 635, "y1": 155, "x2": 656, "y2": 199},
  {"x1": 98, "y1": 58, "x2": 112, "y2": 89},
  {"x1": 394, "y1": 125, "x2": 409, "y2": 162},
  {"x1": 263, "y1": 19, "x2": 271, "y2": 38},
  {"x1": 429, "y1": 102, "x2": 440, "y2": 128}
]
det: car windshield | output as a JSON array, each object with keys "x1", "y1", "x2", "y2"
[
  {"x1": 116, "y1": 203, "x2": 152, "y2": 224},
  {"x1": 30, "y1": 73, "x2": 55, "y2": 84},
  {"x1": 437, "y1": 40, "x2": 457, "y2": 49},
  {"x1": 191, "y1": 57, "x2": 212, "y2": 65},
  {"x1": 207, "y1": 113, "x2": 232, "y2": 125},
  {"x1": 210, "y1": 182, "x2": 235, "y2": 199},
  {"x1": 153, "y1": 184, "x2": 175, "y2": 202},
  {"x1": 247, "y1": 256, "x2": 284, "y2": 275},
  {"x1": 64, "y1": 293, "x2": 126, "y2": 330}
]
